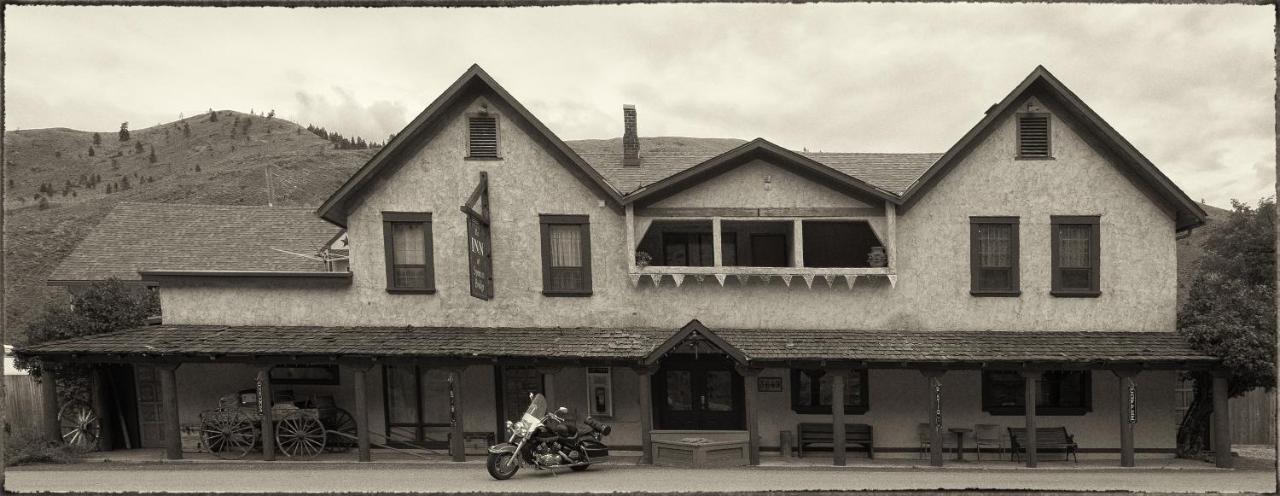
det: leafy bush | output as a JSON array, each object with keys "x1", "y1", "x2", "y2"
[{"x1": 4, "y1": 432, "x2": 80, "y2": 467}]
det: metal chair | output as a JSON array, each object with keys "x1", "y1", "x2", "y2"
[
  {"x1": 916, "y1": 423, "x2": 954, "y2": 459},
  {"x1": 973, "y1": 423, "x2": 1005, "y2": 461}
]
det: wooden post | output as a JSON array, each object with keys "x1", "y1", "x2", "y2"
[
  {"x1": 625, "y1": 205, "x2": 637, "y2": 271},
  {"x1": 1212, "y1": 371, "x2": 1233, "y2": 468},
  {"x1": 257, "y1": 367, "x2": 275, "y2": 461},
  {"x1": 923, "y1": 369, "x2": 945, "y2": 467},
  {"x1": 158, "y1": 364, "x2": 183, "y2": 460},
  {"x1": 884, "y1": 202, "x2": 897, "y2": 270},
  {"x1": 1023, "y1": 370, "x2": 1041, "y2": 468},
  {"x1": 792, "y1": 219, "x2": 805, "y2": 268},
  {"x1": 637, "y1": 367, "x2": 655, "y2": 464},
  {"x1": 91, "y1": 368, "x2": 113, "y2": 450},
  {"x1": 449, "y1": 367, "x2": 466, "y2": 462},
  {"x1": 352, "y1": 365, "x2": 372, "y2": 462},
  {"x1": 40, "y1": 372, "x2": 62, "y2": 443},
  {"x1": 738, "y1": 365, "x2": 761, "y2": 466},
  {"x1": 831, "y1": 369, "x2": 847, "y2": 466},
  {"x1": 1115, "y1": 369, "x2": 1138, "y2": 467},
  {"x1": 712, "y1": 217, "x2": 723, "y2": 267}
]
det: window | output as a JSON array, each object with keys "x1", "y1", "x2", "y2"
[
  {"x1": 382, "y1": 212, "x2": 434, "y2": 293},
  {"x1": 1017, "y1": 113, "x2": 1051, "y2": 158},
  {"x1": 970, "y1": 217, "x2": 1020, "y2": 296},
  {"x1": 790, "y1": 369, "x2": 869, "y2": 415},
  {"x1": 982, "y1": 370, "x2": 1092, "y2": 416},
  {"x1": 1051, "y1": 216, "x2": 1100, "y2": 297},
  {"x1": 662, "y1": 232, "x2": 736, "y2": 266},
  {"x1": 467, "y1": 115, "x2": 499, "y2": 159},
  {"x1": 540, "y1": 215, "x2": 592, "y2": 296}
]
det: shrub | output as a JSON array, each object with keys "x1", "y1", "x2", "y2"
[
  {"x1": 118, "y1": 122, "x2": 130, "y2": 142},
  {"x1": 208, "y1": 108, "x2": 218, "y2": 122},
  {"x1": 4, "y1": 432, "x2": 80, "y2": 467},
  {"x1": 37, "y1": 196, "x2": 50, "y2": 210},
  {"x1": 88, "y1": 146, "x2": 95, "y2": 157},
  {"x1": 148, "y1": 145, "x2": 157, "y2": 164},
  {"x1": 92, "y1": 133, "x2": 102, "y2": 146}
]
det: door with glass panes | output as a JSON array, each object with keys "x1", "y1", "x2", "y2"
[
  {"x1": 383, "y1": 365, "x2": 453, "y2": 448},
  {"x1": 653, "y1": 355, "x2": 744, "y2": 430}
]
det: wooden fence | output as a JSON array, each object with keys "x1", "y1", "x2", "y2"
[
  {"x1": 4, "y1": 375, "x2": 50, "y2": 438},
  {"x1": 1229, "y1": 388, "x2": 1276, "y2": 445}
]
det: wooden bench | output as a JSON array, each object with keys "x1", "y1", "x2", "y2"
[
  {"x1": 797, "y1": 423, "x2": 874, "y2": 459},
  {"x1": 1007, "y1": 427, "x2": 1078, "y2": 462}
]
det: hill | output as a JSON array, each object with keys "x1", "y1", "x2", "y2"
[
  {"x1": 3, "y1": 111, "x2": 377, "y2": 344},
  {"x1": 1175, "y1": 202, "x2": 1236, "y2": 310}
]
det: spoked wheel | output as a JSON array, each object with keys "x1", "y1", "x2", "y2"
[
  {"x1": 58, "y1": 401, "x2": 100, "y2": 451},
  {"x1": 323, "y1": 408, "x2": 357, "y2": 453},
  {"x1": 487, "y1": 452, "x2": 521, "y2": 480},
  {"x1": 201, "y1": 410, "x2": 259, "y2": 459},
  {"x1": 276, "y1": 410, "x2": 326, "y2": 458}
]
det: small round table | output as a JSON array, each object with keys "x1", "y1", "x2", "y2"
[{"x1": 948, "y1": 428, "x2": 972, "y2": 461}]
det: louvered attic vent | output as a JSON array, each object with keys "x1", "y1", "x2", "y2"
[
  {"x1": 468, "y1": 116, "x2": 499, "y2": 158},
  {"x1": 1017, "y1": 114, "x2": 1051, "y2": 158}
]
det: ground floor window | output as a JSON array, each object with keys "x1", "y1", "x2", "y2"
[
  {"x1": 790, "y1": 369, "x2": 869, "y2": 414},
  {"x1": 982, "y1": 370, "x2": 1092, "y2": 415}
]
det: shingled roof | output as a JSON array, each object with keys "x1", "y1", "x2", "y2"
[
  {"x1": 48, "y1": 203, "x2": 342, "y2": 283},
  {"x1": 17, "y1": 324, "x2": 1215, "y2": 367}
]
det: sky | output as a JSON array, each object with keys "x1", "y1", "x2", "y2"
[{"x1": 4, "y1": 4, "x2": 1275, "y2": 208}]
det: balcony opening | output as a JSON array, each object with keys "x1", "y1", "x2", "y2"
[
  {"x1": 801, "y1": 220, "x2": 884, "y2": 268},
  {"x1": 639, "y1": 220, "x2": 725, "y2": 267},
  {"x1": 722, "y1": 220, "x2": 793, "y2": 267}
]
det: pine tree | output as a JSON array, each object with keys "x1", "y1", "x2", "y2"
[
  {"x1": 134, "y1": 141, "x2": 144, "y2": 154},
  {"x1": 92, "y1": 133, "x2": 102, "y2": 146},
  {"x1": 88, "y1": 146, "x2": 95, "y2": 157},
  {"x1": 183, "y1": 122, "x2": 191, "y2": 138},
  {"x1": 148, "y1": 145, "x2": 157, "y2": 164},
  {"x1": 209, "y1": 109, "x2": 218, "y2": 122},
  {"x1": 119, "y1": 122, "x2": 131, "y2": 142}
]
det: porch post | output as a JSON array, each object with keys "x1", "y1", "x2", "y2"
[
  {"x1": 91, "y1": 367, "x2": 113, "y2": 450},
  {"x1": 1022, "y1": 369, "x2": 1041, "y2": 468},
  {"x1": 636, "y1": 367, "x2": 655, "y2": 464},
  {"x1": 158, "y1": 364, "x2": 183, "y2": 460},
  {"x1": 831, "y1": 368, "x2": 847, "y2": 466},
  {"x1": 538, "y1": 366, "x2": 562, "y2": 413},
  {"x1": 737, "y1": 365, "x2": 761, "y2": 466},
  {"x1": 352, "y1": 364, "x2": 372, "y2": 462},
  {"x1": 1212, "y1": 370, "x2": 1233, "y2": 468},
  {"x1": 1114, "y1": 369, "x2": 1139, "y2": 467},
  {"x1": 922, "y1": 369, "x2": 945, "y2": 467},
  {"x1": 257, "y1": 367, "x2": 275, "y2": 461},
  {"x1": 449, "y1": 367, "x2": 467, "y2": 462},
  {"x1": 40, "y1": 371, "x2": 61, "y2": 443}
]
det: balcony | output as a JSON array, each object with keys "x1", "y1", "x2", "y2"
[{"x1": 625, "y1": 204, "x2": 898, "y2": 289}]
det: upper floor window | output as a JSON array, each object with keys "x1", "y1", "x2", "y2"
[
  {"x1": 1051, "y1": 216, "x2": 1100, "y2": 297},
  {"x1": 467, "y1": 115, "x2": 499, "y2": 159},
  {"x1": 982, "y1": 370, "x2": 1092, "y2": 416},
  {"x1": 540, "y1": 215, "x2": 592, "y2": 296},
  {"x1": 1016, "y1": 113, "x2": 1051, "y2": 159},
  {"x1": 970, "y1": 216, "x2": 1019, "y2": 296},
  {"x1": 382, "y1": 212, "x2": 434, "y2": 293},
  {"x1": 791, "y1": 369, "x2": 869, "y2": 415}
]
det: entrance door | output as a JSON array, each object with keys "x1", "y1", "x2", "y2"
[
  {"x1": 134, "y1": 365, "x2": 165, "y2": 448},
  {"x1": 497, "y1": 366, "x2": 544, "y2": 423},
  {"x1": 653, "y1": 356, "x2": 744, "y2": 430},
  {"x1": 383, "y1": 365, "x2": 452, "y2": 448}
]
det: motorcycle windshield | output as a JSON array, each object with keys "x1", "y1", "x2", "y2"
[{"x1": 523, "y1": 394, "x2": 547, "y2": 420}]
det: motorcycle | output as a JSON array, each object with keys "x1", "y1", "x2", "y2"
[{"x1": 486, "y1": 393, "x2": 611, "y2": 480}]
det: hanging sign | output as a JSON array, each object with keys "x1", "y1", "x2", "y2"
[
  {"x1": 933, "y1": 381, "x2": 943, "y2": 431},
  {"x1": 1127, "y1": 381, "x2": 1137, "y2": 424},
  {"x1": 461, "y1": 172, "x2": 494, "y2": 300}
]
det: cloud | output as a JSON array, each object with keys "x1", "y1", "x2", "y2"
[{"x1": 289, "y1": 87, "x2": 408, "y2": 142}]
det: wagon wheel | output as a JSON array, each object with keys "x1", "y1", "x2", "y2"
[
  {"x1": 202, "y1": 410, "x2": 259, "y2": 460},
  {"x1": 323, "y1": 408, "x2": 357, "y2": 453},
  {"x1": 58, "y1": 400, "x2": 100, "y2": 451},
  {"x1": 276, "y1": 410, "x2": 326, "y2": 458}
]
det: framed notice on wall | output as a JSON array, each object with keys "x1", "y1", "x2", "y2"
[
  {"x1": 757, "y1": 376, "x2": 784, "y2": 392},
  {"x1": 586, "y1": 367, "x2": 613, "y2": 417}
]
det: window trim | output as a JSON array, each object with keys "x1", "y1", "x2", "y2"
[
  {"x1": 1050, "y1": 215, "x2": 1101, "y2": 297},
  {"x1": 382, "y1": 211, "x2": 435, "y2": 294},
  {"x1": 981, "y1": 370, "x2": 1093, "y2": 416},
  {"x1": 465, "y1": 113, "x2": 501, "y2": 160},
  {"x1": 1015, "y1": 112, "x2": 1054, "y2": 160},
  {"x1": 970, "y1": 216, "x2": 1021, "y2": 297},
  {"x1": 539, "y1": 214, "x2": 592, "y2": 297},
  {"x1": 789, "y1": 369, "x2": 870, "y2": 415}
]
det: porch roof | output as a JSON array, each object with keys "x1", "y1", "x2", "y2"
[{"x1": 16, "y1": 324, "x2": 1217, "y2": 369}]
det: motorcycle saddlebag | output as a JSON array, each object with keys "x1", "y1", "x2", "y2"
[{"x1": 579, "y1": 439, "x2": 610, "y2": 462}]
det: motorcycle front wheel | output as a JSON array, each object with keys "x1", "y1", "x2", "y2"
[{"x1": 487, "y1": 452, "x2": 520, "y2": 480}]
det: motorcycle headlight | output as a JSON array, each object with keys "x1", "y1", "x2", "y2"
[{"x1": 505, "y1": 420, "x2": 515, "y2": 434}]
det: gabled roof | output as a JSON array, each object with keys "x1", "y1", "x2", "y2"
[
  {"x1": 622, "y1": 138, "x2": 901, "y2": 208},
  {"x1": 643, "y1": 319, "x2": 748, "y2": 366},
  {"x1": 316, "y1": 64, "x2": 623, "y2": 227},
  {"x1": 900, "y1": 65, "x2": 1207, "y2": 231},
  {"x1": 48, "y1": 203, "x2": 341, "y2": 284}
]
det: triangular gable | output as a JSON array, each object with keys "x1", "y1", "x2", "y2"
[
  {"x1": 622, "y1": 138, "x2": 899, "y2": 208},
  {"x1": 900, "y1": 65, "x2": 1207, "y2": 231},
  {"x1": 316, "y1": 64, "x2": 623, "y2": 227},
  {"x1": 643, "y1": 319, "x2": 749, "y2": 366}
]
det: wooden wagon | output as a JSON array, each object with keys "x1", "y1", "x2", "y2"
[{"x1": 199, "y1": 389, "x2": 356, "y2": 459}]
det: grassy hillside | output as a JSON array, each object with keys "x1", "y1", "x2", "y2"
[
  {"x1": 3, "y1": 112, "x2": 377, "y2": 344},
  {"x1": 1175, "y1": 202, "x2": 1235, "y2": 310}
]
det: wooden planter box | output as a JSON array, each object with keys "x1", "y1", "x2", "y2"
[{"x1": 653, "y1": 439, "x2": 749, "y2": 468}]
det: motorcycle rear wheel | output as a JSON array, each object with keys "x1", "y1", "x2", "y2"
[{"x1": 487, "y1": 452, "x2": 520, "y2": 480}]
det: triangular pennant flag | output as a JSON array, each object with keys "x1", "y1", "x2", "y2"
[
  {"x1": 780, "y1": 275, "x2": 793, "y2": 287},
  {"x1": 887, "y1": 275, "x2": 898, "y2": 288},
  {"x1": 823, "y1": 274, "x2": 836, "y2": 287},
  {"x1": 802, "y1": 274, "x2": 815, "y2": 288},
  {"x1": 714, "y1": 274, "x2": 727, "y2": 286},
  {"x1": 650, "y1": 274, "x2": 663, "y2": 288},
  {"x1": 629, "y1": 274, "x2": 642, "y2": 288},
  {"x1": 672, "y1": 274, "x2": 685, "y2": 287},
  {"x1": 844, "y1": 275, "x2": 857, "y2": 290},
  {"x1": 735, "y1": 274, "x2": 750, "y2": 286}
]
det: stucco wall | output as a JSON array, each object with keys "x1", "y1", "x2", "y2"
[
  {"x1": 647, "y1": 159, "x2": 874, "y2": 210},
  {"x1": 157, "y1": 92, "x2": 1176, "y2": 333}
]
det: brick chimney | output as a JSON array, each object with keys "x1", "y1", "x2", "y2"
[{"x1": 622, "y1": 104, "x2": 640, "y2": 167}]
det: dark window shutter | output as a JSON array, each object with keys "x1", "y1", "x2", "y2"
[
  {"x1": 468, "y1": 116, "x2": 498, "y2": 158},
  {"x1": 1017, "y1": 114, "x2": 1050, "y2": 157}
]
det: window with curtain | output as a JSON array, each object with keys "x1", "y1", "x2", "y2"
[
  {"x1": 790, "y1": 369, "x2": 870, "y2": 414},
  {"x1": 1051, "y1": 216, "x2": 1100, "y2": 296},
  {"x1": 540, "y1": 215, "x2": 592, "y2": 295},
  {"x1": 382, "y1": 212, "x2": 434, "y2": 292},
  {"x1": 970, "y1": 217, "x2": 1019, "y2": 295}
]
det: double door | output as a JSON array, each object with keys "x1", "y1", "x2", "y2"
[{"x1": 653, "y1": 355, "x2": 744, "y2": 430}]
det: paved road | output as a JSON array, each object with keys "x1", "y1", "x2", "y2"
[{"x1": 6, "y1": 463, "x2": 1275, "y2": 494}]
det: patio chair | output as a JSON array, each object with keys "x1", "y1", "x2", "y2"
[
  {"x1": 973, "y1": 423, "x2": 1005, "y2": 461},
  {"x1": 915, "y1": 423, "x2": 954, "y2": 459}
]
